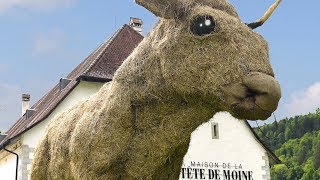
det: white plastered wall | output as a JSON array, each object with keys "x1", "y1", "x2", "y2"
[
  {"x1": 180, "y1": 112, "x2": 271, "y2": 180},
  {"x1": 22, "y1": 81, "x2": 104, "y2": 147},
  {"x1": 0, "y1": 147, "x2": 22, "y2": 180},
  {"x1": 0, "y1": 81, "x2": 104, "y2": 180}
]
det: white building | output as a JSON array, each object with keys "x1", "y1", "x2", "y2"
[
  {"x1": 179, "y1": 112, "x2": 280, "y2": 180},
  {"x1": 0, "y1": 23, "x2": 144, "y2": 180},
  {"x1": 0, "y1": 21, "x2": 279, "y2": 180}
]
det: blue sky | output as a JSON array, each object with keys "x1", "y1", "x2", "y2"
[{"x1": 0, "y1": 0, "x2": 320, "y2": 131}]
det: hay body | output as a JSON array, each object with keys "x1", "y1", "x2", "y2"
[{"x1": 31, "y1": 0, "x2": 280, "y2": 179}]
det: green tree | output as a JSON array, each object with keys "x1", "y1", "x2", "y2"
[
  {"x1": 313, "y1": 132, "x2": 320, "y2": 169},
  {"x1": 257, "y1": 109, "x2": 320, "y2": 180},
  {"x1": 316, "y1": 108, "x2": 320, "y2": 116},
  {"x1": 271, "y1": 164, "x2": 289, "y2": 180},
  {"x1": 255, "y1": 109, "x2": 320, "y2": 151},
  {"x1": 301, "y1": 160, "x2": 316, "y2": 180}
]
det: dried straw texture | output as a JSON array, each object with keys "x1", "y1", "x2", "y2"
[{"x1": 31, "y1": 0, "x2": 279, "y2": 179}]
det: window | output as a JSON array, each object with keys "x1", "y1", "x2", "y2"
[{"x1": 211, "y1": 123, "x2": 219, "y2": 139}]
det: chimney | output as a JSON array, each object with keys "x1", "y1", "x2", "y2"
[
  {"x1": 22, "y1": 94, "x2": 30, "y2": 116},
  {"x1": 129, "y1": 17, "x2": 143, "y2": 34}
]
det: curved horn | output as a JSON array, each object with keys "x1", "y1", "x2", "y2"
[{"x1": 247, "y1": 0, "x2": 282, "y2": 29}]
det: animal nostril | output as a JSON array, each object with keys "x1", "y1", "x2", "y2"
[
  {"x1": 245, "y1": 87, "x2": 268, "y2": 100},
  {"x1": 245, "y1": 85, "x2": 268, "y2": 98},
  {"x1": 246, "y1": 89, "x2": 257, "y2": 98}
]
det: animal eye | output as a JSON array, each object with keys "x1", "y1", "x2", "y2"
[{"x1": 191, "y1": 16, "x2": 216, "y2": 36}]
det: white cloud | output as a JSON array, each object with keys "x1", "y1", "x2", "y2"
[
  {"x1": 33, "y1": 29, "x2": 65, "y2": 55},
  {"x1": 285, "y1": 82, "x2": 320, "y2": 117},
  {"x1": 0, "y1": 0, "x2": 74, "y2": 13}
]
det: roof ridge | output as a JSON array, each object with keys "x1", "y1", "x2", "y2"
[{"x1": 82, "y1": 25, "x2": 126, "y2": 76}]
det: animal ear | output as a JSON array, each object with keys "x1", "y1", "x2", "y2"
[{"x1": 135, "y1": 0, "x2": 180, "y2": 19}]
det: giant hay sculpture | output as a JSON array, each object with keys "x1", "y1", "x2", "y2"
[{"x1": 31, "y1": 0, "x2": 282, "y2": 179}]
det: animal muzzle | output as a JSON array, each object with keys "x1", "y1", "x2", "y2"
[{"x1": 221, "y1": 72, "x2": 281, "y2": 120}]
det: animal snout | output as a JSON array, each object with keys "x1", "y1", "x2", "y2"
[
  {"x1": 243, "y1": 72, "x2": 281, "y2": 112},
  {"x1": 221, "y1": 72, "x2": 281, "y2": 120}
]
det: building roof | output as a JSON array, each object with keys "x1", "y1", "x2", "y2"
[{"x1": 0, "y1": 24, "x2": 143, "y2": 147}]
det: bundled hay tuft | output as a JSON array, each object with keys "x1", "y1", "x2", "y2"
[{"x1": 31, "y1": 0, "x2": 282, "y2": 179}]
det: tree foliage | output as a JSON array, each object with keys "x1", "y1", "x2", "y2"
[{"x1": 256, "y1": 109, "x2": 320, "y2": 179}]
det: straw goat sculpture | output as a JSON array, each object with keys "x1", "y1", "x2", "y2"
[{"x1": 31, "y1": 0, "x2": 282, "y2": 179}]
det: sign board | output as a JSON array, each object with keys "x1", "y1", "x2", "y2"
[{"x1": 180, "y1": 161, "x2": 254, "y2": 180}]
